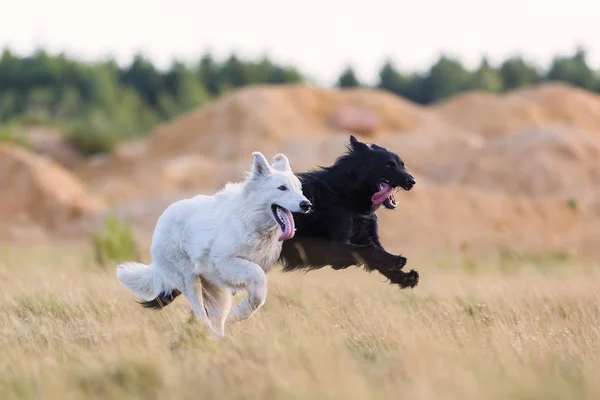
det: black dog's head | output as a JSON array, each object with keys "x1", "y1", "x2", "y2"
[{"x1": 331, "y1": 135, "x2": 415, "y2": 211}]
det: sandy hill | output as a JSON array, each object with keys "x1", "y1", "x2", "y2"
[
  {"x1": 0, "y1": 144, "x2": 106, "y2": 242},
  {"x1": 447, "y1": 126, "x2": 600, "y2": 201},
  {"x1": 76, "y1": 82, "x2": 600, "y2": 204},
  {"x1": 75, "y1": 84, "x2": 446, "y2": 202},
  {"x1": 141, "y1": 84, "x2": 442, "y2": 161},
  {"x1": 433, "y1": 82, "x2": 600, "y2": 139},
  {"x1": 77, "y1": 128, "x2": 482, "y2": 205},
  {"x1": 58, "y1": 81, "x2": 600, "y2": 259},
  {"x1": 25, "y1": 127, "x2": 83, "y2": 169},
  {"x1": 81, "y1": 81, "x2": 600, "y2": 177},
  {"x1": 376, "y1": 184, "x2": 595, "y2": 259}
]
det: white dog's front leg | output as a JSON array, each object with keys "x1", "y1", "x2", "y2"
[{"x1": 217, "y1": 258, "x2": 267, "y2": 324}]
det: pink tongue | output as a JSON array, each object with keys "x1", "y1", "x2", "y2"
[
  {"x1": 278, "y1": 208, "x2": 296, "y2": 241},
  {"x1": 371, "y1": 183, "x2": 393, "y2": 205}
]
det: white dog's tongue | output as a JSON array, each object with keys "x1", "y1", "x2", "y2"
[
  {"x1": 279, "y1": 208, "x2": 296, "y2": 241},
  {"x1": 372, "y1": 182, "x2": 393, "y2": 205}
]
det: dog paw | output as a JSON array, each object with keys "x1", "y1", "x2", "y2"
[
  {"x1": 399, "y1": 269, "x2": 419, "y2": 289},
  {"x1": 386, "y1": 268, "x2": 419, "y2": 289},
  {"x1": 392, "y1": 255, "x2": 407, "y2": 269}
]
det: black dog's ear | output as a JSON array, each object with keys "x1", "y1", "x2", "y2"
[
  {"x1": 370, "y1": 143, "x2": 386, "y2": 151},
  {"x1": 349, "y1": 135, "x2": 370, "y2": 152}
]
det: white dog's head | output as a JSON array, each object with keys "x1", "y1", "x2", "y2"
[{"x1": 247, "y1": 151, "x2": 312, "y2": 241}]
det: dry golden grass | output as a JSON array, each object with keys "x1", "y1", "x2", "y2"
[{"x1": 1, "y1": 247, "x2": 600, "y2": 400}]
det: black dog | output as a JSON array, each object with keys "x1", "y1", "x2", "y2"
[
  {"x1": 139, "y1": 135, "x2": 417, "y2": 310},
  {"x1": 278, "y1": 135, "x2": 419, "y2": 288}
]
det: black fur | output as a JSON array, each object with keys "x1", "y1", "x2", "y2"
[
  {"x1": 140, "y1": 135, "x2": 418, "y2": 310},
  {"x1": 278, "y1": 135, "x2": 419, "y2": 288},
  {"x1": 137, "y1": 289, "x2": 181, "y2": 309}
]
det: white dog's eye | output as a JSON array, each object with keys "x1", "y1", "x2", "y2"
[{"x1": 277, "y1": 185, "x2": 288, "y2": 191}]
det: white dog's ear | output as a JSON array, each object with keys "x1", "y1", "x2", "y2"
[
  {"x1": 251, "y1": 151, "x2": 272, "y2": 178},
  {"x1": 271, "y1": 153, "x2": 291, "y2": 172}
]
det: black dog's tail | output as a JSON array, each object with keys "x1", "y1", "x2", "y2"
[{"x1": 137, "y1": 289, "x2": 182, "y2": 310}]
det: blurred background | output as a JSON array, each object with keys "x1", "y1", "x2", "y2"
[
  {"x1": 3, "y1": 2, "x2": 600, "y2": 399},
  {"x1": 1, "y1": 0, "x2": 600, "y2": 264}
]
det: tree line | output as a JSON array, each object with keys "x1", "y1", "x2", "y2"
[
  {"x1": 1, "y1": 46, "x2": 599, "y2": 154},
  {"x1": 338, "y1": 47, "x2": 600, "y2": 104}
]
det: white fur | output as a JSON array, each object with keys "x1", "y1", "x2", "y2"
[{"x1": 116, "y1": 152, "x2": 309, "y2": 339}]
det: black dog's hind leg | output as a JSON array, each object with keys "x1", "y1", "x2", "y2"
[{"x1": 280, "y1": 238, "x2": 418, "y2": 288}]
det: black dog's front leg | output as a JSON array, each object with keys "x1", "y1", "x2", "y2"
[
  {"x1": 351, "y1": 214, "x2": 384, "y2": 248},
  {"x1": 280, "y1": 237, "x2": 418, "y2": 288},
  {"x1": 348, "y1": 215, "x2": 419, "y2": 287}
]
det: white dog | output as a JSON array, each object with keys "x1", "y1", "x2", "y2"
[{"x1": 115, "y1": 152, "x2": 312, "y2": 338}]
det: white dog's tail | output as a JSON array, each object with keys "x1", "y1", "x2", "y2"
[{"x1": 116, "y1": 262, "x2": 177, "y2": 309}]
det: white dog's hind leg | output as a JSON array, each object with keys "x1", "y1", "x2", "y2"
[
  {"x1": 219, "y1": 258, "x2": 268, "y2": 323},
  {"x1": 180, "y1": 274, "x2": 222, "y2": 339},
  {"x1": 201, "y1": 278, "x2": 233, "y2": 336}
]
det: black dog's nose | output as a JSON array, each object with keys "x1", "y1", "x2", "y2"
[
  {"x1": 403, "y1": 176, "x2": 416, "y2": 190},
  {"x1": 299, "y1": 200, "x2": 312, "y2": 213}
]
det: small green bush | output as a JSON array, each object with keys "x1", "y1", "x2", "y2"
[
  {"x1": 92, "y1": 214, "x2": 138, "y2": 267},
  {"x1": 67, "y1": 120, "x2": 118, "y2": 155},
  {"x1": 566, "y1": 197, "x2": 578, "y2": 212}
]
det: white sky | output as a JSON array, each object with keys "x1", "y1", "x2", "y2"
[{"x1": 0, "y1": 0, "x2": 598, "y2": 85}]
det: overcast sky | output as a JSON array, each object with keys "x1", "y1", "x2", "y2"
[{"x1": 1, "y1": 0, "x2": 597, "y2": 85}]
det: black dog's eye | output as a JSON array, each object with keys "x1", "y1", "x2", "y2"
[
  {"x1": 387, "y1": 160, "x2": 396, "y2": 168},
  {"x1": 277, "y1": 185, "x2": 288, "y2": 191}
]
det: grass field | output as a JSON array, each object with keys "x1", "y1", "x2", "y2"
[{"x1": 1, "y1": 247, "x2": 599, "y2": 400}]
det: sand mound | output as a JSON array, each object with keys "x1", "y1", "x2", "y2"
[
  {"x1": 80, "y1": 82, "x2": 600, "y2": 202},
  {"x1": 433, "y1": 82, "x2": 600, "y2": 139},
  {"x1": 85, "y1": 154, "x2": 230, "y2": 204},
  {"x1": 377, "y1": 184, "x2": 594, "y2": 259},
  {"x1": 0, "y1": 145, "x2": 106, "y2": 241},
  {"x1": 92, "y1": 129, "x2": 478, "y2": 204},
  {"x1": 447, "y1": 126, "x2": 600, "y2": 200},
  {"x1": 75, "y1": 84, "x2": 445, "y2": 202},
  {"x1": 25, "y1": 127, "x2": 82, "y2": 169},
  {"x1": 135, "y1": 84, "x2": 440, "y2": 162},
  {"x1": 66, "y1": 82, "x2": 600, "y2": 259}
]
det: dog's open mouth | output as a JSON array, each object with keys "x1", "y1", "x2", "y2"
[
  {"x1": 372, "y1": 180, "x2": 398, "y2": 210},
  {"x1": 271, "y1": 205, "x2": 296, "y2": 241}
]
